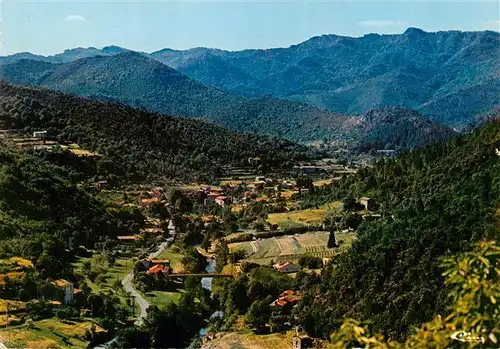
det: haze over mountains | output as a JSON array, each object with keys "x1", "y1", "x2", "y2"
[
  {"x1": 0, "y1": 28, "x2": 497, "y2": 148},
  {"x1": 152, "y1": 28, "x2": 500, "y2": 127}
]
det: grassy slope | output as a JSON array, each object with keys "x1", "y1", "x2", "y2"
[
  {"x1": 267, "y1": 202, "x2": 341, "y2": 226},
  {"x1": 0, "y1": 318, "x2": 103, "y2": 349}
]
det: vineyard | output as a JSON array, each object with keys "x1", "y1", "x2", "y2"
[{"x1": 230, "y1": 230, "x2": 357, "y2": 265}]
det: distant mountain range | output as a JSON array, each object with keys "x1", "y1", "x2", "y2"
[
  {"x1": 0, "y1": 52, "x2": 356, "y2": 143},
  {"x1": 2, "y1": 28, "x2": 498, "y2": 130},
  {"x1": 0, "y1": 50, "x2": 455, "y2": 150},
  {"x1": 151, "y1": 28, "x2": 500, "y2": 128}
]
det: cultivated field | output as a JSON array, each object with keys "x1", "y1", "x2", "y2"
[
  {"x1": 203, "y1": 331, "x2": 294, "y2": 349},
  {"x1": 228, "y1": 230, "x2": 356, "y2": 265},
  {"x1": 267, "y1": 202, "x2": 342, "y2": 227}
]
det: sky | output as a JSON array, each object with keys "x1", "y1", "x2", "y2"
[{"x1": 1, "y1": 0, "x2": 499, "y2": 56}]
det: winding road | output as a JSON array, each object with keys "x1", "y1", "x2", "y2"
[
  {"x1": 125, "y1": 220, "x2": 175, "y2": 324},
  {"x1": 94, "y1": 220, "x2": 175, "y2": 348}
]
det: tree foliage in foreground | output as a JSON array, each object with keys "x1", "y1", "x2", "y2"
[{"x1": 328, "y1": 241, "x2": 499, "y2": 348}]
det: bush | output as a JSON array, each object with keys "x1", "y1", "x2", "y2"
[
  {"x1": 226, "y1": 233, "x2": 254, "y2": 244},
  {"x1": 56, "y1": 309, "x2": 68, "y2": 320},
  {"x1": 241, "y1": 262, "x2": 260, "y2": 273},
  {"x1": 298, "y1": 255, "x2": 323, "y2": 269}
]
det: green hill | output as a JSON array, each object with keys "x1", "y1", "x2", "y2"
[
  {"x1": 296, "y1": 117, "x2": 500, "y2": 339},
  {"x1": 0, "y1": 82, "x2": 311, "y2": 182}
]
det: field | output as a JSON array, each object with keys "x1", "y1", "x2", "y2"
[
  {"x1": 72, "y1": 254, "x2": 136, "y2": 312},
  {"x1": 0, "y1": 318, "x2": 105, "y2": 349},
  {"x1": 267, "y1": 202, "x2": 341, "y2": 227},
  {"x1": 203, "y1": 331, "x2": 294, "y2": 349},
  {"x1": 141, "y1": 290, "x2": 182, "y2": 310},
  {"x1": 154, "y1": 248, "x2": 185, "y2": 272},
  {"x1": 313, "y1": 178, "x2": 333, "y2": 187},
  {"x1": 228, "y1": 230, "x2": 356, "y2": 265}
]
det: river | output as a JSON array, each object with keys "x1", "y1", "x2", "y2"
[{"x1": 199, "y1": 258, "x2": 223, "y2": 336}]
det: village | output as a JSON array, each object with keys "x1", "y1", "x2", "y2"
[{"x1": 0, "y1": 130, "x2": 380, "y2": 348}]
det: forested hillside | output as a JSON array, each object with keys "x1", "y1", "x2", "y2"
[
  {"x1": 353, "y1": 107, "x2": 456, "y2": 152},
  {"x1": 0, "y1": 82, "x2": 311, "y2": 182},
  {"x1": 297, "y1": 118, "x2": 500, "y2": 339},
  {"x1": 0, "y1": 149, "x2": 119, "y2": 279}
]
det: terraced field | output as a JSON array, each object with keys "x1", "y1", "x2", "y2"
[{"x1": 229, "y1": 230, "x2": 356, "y2": 265}]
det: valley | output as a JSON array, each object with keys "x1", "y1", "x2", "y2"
[{"x1": 0, "y1": 9, "x2": 498, "y2": 348}]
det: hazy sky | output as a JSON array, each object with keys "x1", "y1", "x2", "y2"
[{"x1": 1, "y1": 0, "x2": 499, "y2": 55}]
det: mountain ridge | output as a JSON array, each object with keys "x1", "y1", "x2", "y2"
[
  {"x1": 0, "y1": 51, "x2": 455, "y2": 149},
  {"x1": 1, "y1": 28, "x2": 498, "y2": 128}
]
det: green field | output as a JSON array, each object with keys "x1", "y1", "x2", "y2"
[
  {"x1": 229, "y1": 230, "x2": 356, "y2": 265},
  {"x1": 154, "y1": 248, "x2": 185, "y2": 272},
  {"x1": 72, "y1": 254, "x2": 136, "y2": 312},
  {"x1": 267, "y1": 202, "x2": 342, "y2": 227},
  {"x1": 142, "y1": 290, "x2": 182, "y2": 310},
  {"x1": 0, "y1": 318, "x2": 105, "y2": 349}
]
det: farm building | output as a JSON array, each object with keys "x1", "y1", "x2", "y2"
[
  {"x1": 273, "y1": 262, "x2": 301, "y2": 273},
  {"x1": 270, "y1": 290, "x2": 302, "y2": 311},
  {"x1": 33, "y1": 130, "x2": 47, "y2": 139},
  {"x1": 117, "y1": 235, "x2": 139, "y2": 242},
  {"x1": 359, "y1": 197, "x2": 376, "y2": 211},
  {"x1": 151, "y1": 259, "x2": 170, "y2": 265},
  {"x1": 292, "y1": 334, "x2": 313, "y2": 349},
  {"x1": 147, "y1": 264, "x2": 171, "y2": 278},
  {"x1": 215, "y1": 196, "x2": 229, "y2": 206},
  {"x1": 140, "y1": 197, "x2": 159, "y2": 206},
  {"x1": 51, "y1": 279, "x2": 75, "y2": 305},
  {"x1": 94, "y1": 181, "x2": 110, "y2": 189},
  {"x1": 141, "y1": 227, "x2": 163, "y2": 234},
  {"x1": 362, "y1": 213, "x2": 382, "y2": 221}
]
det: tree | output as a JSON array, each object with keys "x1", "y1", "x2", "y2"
[
  {"x1": 215, "y1": 240, "x2": 230, "y2": 273},
  {"x1": 342, "y1": 196, "x2": 357, "y2": 212},
  {"x1": 246, "y1": 298, "x2": 272, "y2": 330},
  {"x1": 328, "y1": 241, "x2": 499, "y2": 348},
  {"x1": 253, "y1": 219, "x2": 266, "y2": 232}
]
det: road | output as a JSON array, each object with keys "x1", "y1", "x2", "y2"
[
  {"x1": 94, "y1": 220, "x2": 175, "y2": 348},
  {"x1": 124, "y1": 219, "x2": 175, "y2": 324}
]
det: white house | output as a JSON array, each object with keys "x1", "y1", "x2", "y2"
[
  {"x1": 215, "y1": 196, "x2": 228, "y2": 206},
  {"x1": 52, "y1": 279, "x2": 74, "y2": 305},
  {"x1": 33, "y1": 130, "x2": 47, "y2": 139},
  {"x1": 273, "y1": 262, "x2": 301, "y2": 273}
]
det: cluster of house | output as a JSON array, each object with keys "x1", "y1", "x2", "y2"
[
  {"x1": 268, "y1": 290, "x2": 313, "y2": 349},
  {"x1": 118, "y1": 188, "x2": 178, "y2": 243},
  {"x1": 117, "y1": 225, "x2": 166, "y2": 243},
  {"x1": 136, "y1": 258, "x2": 171, "y2": 278},
  {"x1": 270, "y1": 290, "x2": 302, "y2": 309},
  {"x1": 201, "y1": 186, "x2": 231, "y2": 206}
]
